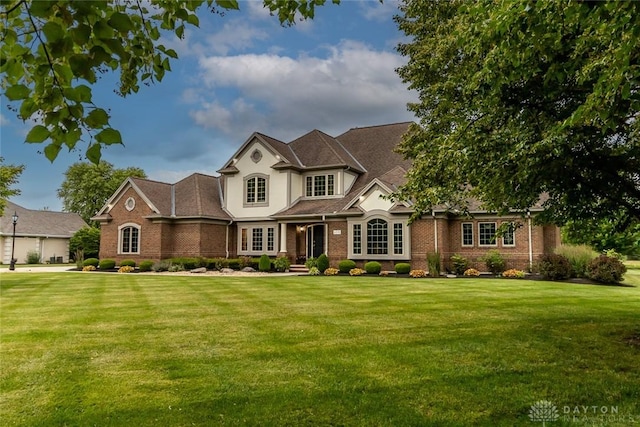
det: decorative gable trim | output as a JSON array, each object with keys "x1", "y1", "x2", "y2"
[
  {"x1": 95, "y1": 178, "x2": 161, "y2": 216},
  {"x1": 217, "y1": 133, "x2": 292, "y2": 174}
]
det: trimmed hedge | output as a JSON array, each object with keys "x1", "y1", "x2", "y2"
[
  {"x1": 394, "y1": 263, "x2": 411, "y2": 274},
  {"x1": 139, "y1": 260, "x2": 154, "y2": 272},
  {"x1": 338, "y1": 260, "x2": 356, "y2": 274},
  {"x1": 259, "y1": 254, "x2": 271, "y2": 272},
  {"x1": 120, "y1": 259, "x2": 136, "y2": 268},
  {"x1": 83, "y1": 258, "x2": 99, "y2": 267},
  {"x1": 317, "y1": 254, "x2": 329, "y2": 273},
  {"x1": 364, "y1": 261, "x2": 382, "y2": 274},
  {"x1": 98, "y1": 259, "x2": 116, "y2": 270}
]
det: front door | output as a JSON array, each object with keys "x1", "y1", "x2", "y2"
[{"x1": 307, "y1": 224, "x2": 325, "y2": 258}]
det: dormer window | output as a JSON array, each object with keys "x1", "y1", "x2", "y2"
[
  {"x1": 305, "y1": 174, "x2": 335, "y2": 197},
  {"x1": 245, "y1": 174, "x2": 268, "y2": 206}
]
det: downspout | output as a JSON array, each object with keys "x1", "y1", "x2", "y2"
[
  {"x1": 527, "y1": 211, "x2": 533, "y2": 272},
  {"x1": 226, "y1": 220, "x2": 233, "y2": 259},
  {"x1": 432, "y1": 210, "x2": 438, "y2": 253},
  {"x1": 322, "y1": 215, "x2": 327, "y2": 256}
]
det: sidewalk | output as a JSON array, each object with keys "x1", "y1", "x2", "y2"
[{"x1": 0, "y1": 266, "x2": 77, "y2": 273}]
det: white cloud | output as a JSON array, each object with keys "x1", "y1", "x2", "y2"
[
  {"x1": 0, "y1": 113, "x2": 9, "y2": 126},
  {"x1": 204, "y1": 21, "x2": 269, "y2": 55},
  {"x1": 360, "y1": 0, "x2": 402, "y2": 22},
  {"x1": 189, "y1": 40, "x2": 416, "y2": 140}
]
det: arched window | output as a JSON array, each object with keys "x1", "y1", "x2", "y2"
[
  {"x1": 245, "y1": 175, "x2": 268, "y2": 205},
  {"x1": 119, "y1": 224, "x2": 140, "y2": 254},
  {"x1": 367, "y1": 219, "x2": 388, "y2": 255}
]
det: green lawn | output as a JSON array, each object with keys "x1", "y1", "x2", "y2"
[{"x1": 1, "y1": 273, "x2": 638, "y2": 426}]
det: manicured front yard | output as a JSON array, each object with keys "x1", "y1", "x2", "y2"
[{"x1": 1, "y1": 273, "x2": 638, "y2": 426}]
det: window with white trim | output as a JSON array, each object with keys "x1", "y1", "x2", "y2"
[
  {"x1": 245, "y1": 175, "x2": 268, "y2": 206},
  {"x1": 238, "y1": 225, "x2": 277, "y2": 255},
  {"x1": 119, "y1": 224, "x2": 140, "y2": 254},
  {"x1": 479, "y1": 222, "x2": 497, "y2": 246},
  {"x1": 462, "y1": 223, "x2": 473, "y2": 246},
  {"x1": 305, "y1": 174, "x2": 335, "y2": 197},
  {"x1": 349, "y1": 215, "x2": 409, "y2": 259},
  {"x1": 502, "y1": 223, "x2": 515, "y2": 246},
  {"x1": 353, "y1": 224, "x2": 362, "y2": 255}
]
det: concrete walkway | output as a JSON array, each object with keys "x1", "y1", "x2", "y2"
[{"x1": 0, "y1": 266, "x2": 78, "y2": 273}]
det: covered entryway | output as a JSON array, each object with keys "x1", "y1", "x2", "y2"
[{"x1": 306, "y1": 224, "x2": 325, "y2": 258}]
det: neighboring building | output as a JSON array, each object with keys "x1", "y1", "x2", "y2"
[
  {"x1": 1, "y1": 201, "x2": 88, "y2": 264},
  {"x1": 94, "y1": 123, "x2": 560, "y2": 271}
]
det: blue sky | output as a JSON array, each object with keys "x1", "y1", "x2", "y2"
[{"x1": 1, "y1": 0, "x2": 416, "y2": 212}]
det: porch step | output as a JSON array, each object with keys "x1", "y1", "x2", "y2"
[{"x1": 289, "y1": 264, "x2": 309, "y2": 273}]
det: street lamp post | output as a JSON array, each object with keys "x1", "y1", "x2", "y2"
[{"x1": 9, "y1": 211, "x2": 18, "y2": 271}]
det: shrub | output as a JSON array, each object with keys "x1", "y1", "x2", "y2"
[
  {"x1": 305, "y1": 257, "x2": 317, "y2": 269},
  {"x1": 169, "y1": 257, "x2": 199, "y2": 270},
  {"x1": 239, "y1": 256, "x2": 253, "y2": 269},
  {"x1": 139, "y1": 260, "x2": 154, "y2": 272},
  {"x1": 604, "y1": 249, "x2": 626, "y2": 261},
  {"x1": 503, "y1": 269, "x2": 525, "y2": 279},
  {"x1": 209, "y1": 257, "x2": 228, "y2": 270},
  {"x1": 324, "y1": 267, "x2": 339, "y2": 276},
  {"x1": 83, "y1": 258, "x2": 99, "y2": 267},
  {"x1": 168, "y1": 263, "x2": 185, "y2": 272},
  {"x1": 82, "y1": 265, "x2": 96, "y2": 271},
  {"x1": 259, "y1": 254, "x2": 271, "y2": 272},
  {"x1": 274, "y1": 256, "x2": 290, "y2": 272},
  {"x1": 364, "y1": 261, "x2": 382, "y2": 274},
  {"x1": 394, "y1": 263, "x2": 411, "y2": 274},
  {"x1": 338, "y1": 259, "x2": 357, "y2": 274},
  {"x1": 99, "y1": 259, "x2": 116, "y2": 270},
  {"x1": 349, "y1": 268, "x2": 365, "y2": 276},
  {"x1": 317, "y1": 254, "x2": 330, "y2": 273},
  {"x1": 450, "y1": 254, "x2": 469, "y2": 275},
  {"x1": 427, "y1": 252, "x2": 441, "y2": 277},
  {"x1": 587, "y1": 255, "x2": 627, "y2": 284},
  {"x1": 152, "y1": 260, "x2": 170, "y2": 272},
  {"x1": 555, "y1": 244, "x2": 598, "y2": 278},
  {"x1": 483, "y1": 250, "x2": 506, "y2": 274},
  {"x1": 228, "y1": 259, "x2": 241, "y2": 270},
  {"x1": 118, "y1": 266, "x2": 135, "y2": 273},
  {"x1": 308, "y1": 267, "x2": 320, "y2": 276},
  {"x1": 120, "y1": 259, "x2": 136, "y2": 268},
  {"x1": 537, "y1": 253, "x2": 572, "y2": 280},
  {"x1": 464, "y1": 268, "x2": 480, "y2": 276},
  {"x1": 409, "y1": 269, "x2": 427, "y2": 278},
  {"x1": 26, "y1": 250, "x2": 40, "y2": 264}
]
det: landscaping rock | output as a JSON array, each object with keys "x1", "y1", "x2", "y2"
[
  {"x1": 190, "y1": 267, "x2": 207, "y2": 273},
  {"x1": 241, "y1": 266, "x2": 256, "y2": 273},
  {"x1": 221, "y1": 268, "x2": 235, "y2": 274}
]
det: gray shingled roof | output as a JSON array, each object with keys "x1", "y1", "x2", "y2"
[
  {"x1": 289, "y1": 130, "x2": 365, "y2": 172},
  {"x1": 129, "y1": 175, "x2": 230, "y2": 220},
  {"x1": 1, "y1": 201, "x2": 87, "y2": 237}
]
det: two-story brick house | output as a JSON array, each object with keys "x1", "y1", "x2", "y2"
[{"x1": 93, "y1": 122, "x2": 560, "y2": 271}]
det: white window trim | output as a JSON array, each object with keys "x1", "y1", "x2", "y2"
[
  {"x1": 303, "y1": 173, "x2": 339, "y2": 199},
  {"x1": 237, "y1": 223, "x2": 278, "y2": 256},
  {"x1": 461, "y1": 222, "x2": 474, "y2": 247},
  {"x1": 348, "y1": 213, "x2": 410, "y2": 260},
  {"x1": 243, "y1": 174, "x2": 269, "y2": 207},
  {"x1": 117, "y1": 222, "x2": 141, "y2": 255},
  {"x1": 502, "y1": 223, "x2": 516, "y2": 247},
  {"x1": 478, "y1": 222, "x2": 498, "y2": 247}
]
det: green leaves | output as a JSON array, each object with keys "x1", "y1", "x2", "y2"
[
  {"x1": 394, "y1": 0, "x2": 640, "y2": 224},
  {"x1": 1, "y1": 0, "x2": 338, "y2": 164}
]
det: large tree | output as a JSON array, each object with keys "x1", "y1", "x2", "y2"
[
  {"x1": 1, "y1": 0, "x2": 339, "y2": 163},
  {"x1": 393, "y1": 1, "x2": 640, "y2": 226},
  {"x1": 57, "y1": 161, "x2": 146, "y2": 225},
  {"x1": 0, "y1": 157, "x2": 24, "y2": 216}
]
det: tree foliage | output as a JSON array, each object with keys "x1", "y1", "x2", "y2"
[
  {"x1": 69, "y1": 226, "x2": 101, "y2": 259},
  {"x1": 0, "y1": 157, "x2": 24, "y2": 216},
  {"x1": 393, "y1": 1, "x2": 640, "y2": 225},
  {"x1": 1, "y1": 0, "x2": 339, "y2": 163},
  {"x1": 563, "y1": 214, "x2": 640, "y2": 258},
  {"x1": 57, "y1": 161, "x2": 146, "y2": 225}
]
